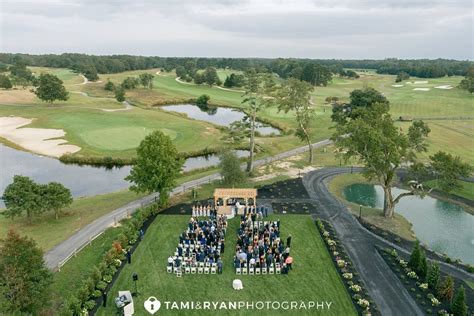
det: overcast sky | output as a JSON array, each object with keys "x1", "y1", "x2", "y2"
[{"x1": 0, "y1": 0, "x2": 472, "y2": 59}]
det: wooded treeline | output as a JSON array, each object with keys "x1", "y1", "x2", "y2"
[{"x1": 0, "y1": 53, "x2": 470, "y2": 79}]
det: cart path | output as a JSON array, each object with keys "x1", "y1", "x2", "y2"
[
  {"x1": 44, "y1": 139, "x2": 332, "y2": 269},
  {"x1": 303, "y1": 167, "x2": 474, "y2": 316}
]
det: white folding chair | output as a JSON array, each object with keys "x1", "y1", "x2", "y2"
[
  {"x1": 269, "y1": 267, "x2": 274, "y2": 274},
  {"x1": 191, "y1": 267, "x2": 197, "y2": 274},
  {"x1": 176, "y1": 270, "x2": 182, "y2": 278},
  {"x1": 167, "y1": 266, "x2": 173, "y2": 273},
  {"x1": 262, "y1": 267, "x2": 267, "y2": 275},
  {"x1": 242, "y1": 267, "x2": 248, "y2": 275},
  {"x1": 276, "y1": 267, "x2": 281, "y2": 274},
  {"x1": 249, "y1": 268, "x2": 254, "y2": 275},
  {"x1": 185, "y1": 267, "x2": 191, "y2": 274},
  {"x1": 211, "y1": 267, "x2": 217, "y2": 274},
  {"x1": 198, "y1": 267, "x2": 204, "y2": 274},
  {"x1": 255, "y1": 268, "x2": 261, "y2": 275},
  {"x1": 204, "y1": 267, "x2": 210, "y2": 274},
  {"x1": 236, "y1": 268, "x2": 241, "y2": 275}
]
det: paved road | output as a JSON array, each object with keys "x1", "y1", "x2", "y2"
[
  {"x1": 303, "y1": 168, "x2": 422, "y2": 315},
  {"x1": 303, "y1": 167, "x2": 474, "y2": 316},
  {"x1": 44, "y1": 139, "x2": 332, "y2": 269}
]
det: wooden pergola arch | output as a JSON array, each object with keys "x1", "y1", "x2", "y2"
[{"x1": 213, "y1": 188, "x2": 257, "y2": 215}]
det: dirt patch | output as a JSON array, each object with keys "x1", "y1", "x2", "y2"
[
  {"x1": 272, "y1": 202, "x2": 317, "y2": 214},
  {"x1": 0, "y1": 89, "x2": 37, "y2": 104},
  {"x1": 0, "y1": 116, "x2": 81, "y2": 157},
  {"x1": 258, "y1": 178, "x2": 310, "y2": 199}
]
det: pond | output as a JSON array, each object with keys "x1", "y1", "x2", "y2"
[
  {"x1": 160, "y1": 104, "x2": 281, "y2": 136},
  {"x1": 343, "y1": 183, "x2": 474, "y2": 264},
  {"x1": 0, "y1": 144, "x2": 249, "y2": 207}
]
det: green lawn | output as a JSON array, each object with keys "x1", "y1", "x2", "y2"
[
  {"x1": 0, "y1": 189, "x2": 146, "y2": 252},
  {"x1": 327, "y1": 173, "x2": 415, "y2": 241},
  {"x1": 51, "y1": 225, "x2": 126, "y2": 311},
  {"x1": 424, "y1": 179, "x2": 474, "y2": 201},
  {"x1": 397, "y1": 120, "x2": 474, "y2": 165},
  {"x1": 0, "y1": 67, "x2": 471, "y2": 164},
  {"x1": 0, "y1": 103, "x2": 226, "y2": 159},
  {"x1": 97, "y1": 214, "x2": 356, "y2": 316}
]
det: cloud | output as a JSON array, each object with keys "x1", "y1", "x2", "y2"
[{"x1": 0, "y1": 0, "x2": 472, "y2": 59}]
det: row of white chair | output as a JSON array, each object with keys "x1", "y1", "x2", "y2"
[
  {"x1": 169, "y1": 261, "x2": 217, "y2": 268},
  {"x1": 167, "y1": 265, "x2": 217, "y2": 275},
  {"x1": 236, "y1": 266, "x2": 281, "y2": 275}
]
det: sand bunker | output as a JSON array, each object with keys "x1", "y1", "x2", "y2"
[
  {"x1": 414, "y1": 81, "x2": 429, "y2": 84},
  {"x1": 0, "y1": 116, "x2": 81, "y2": 158},
  {"x1": 391, "y1": 84, "x2": 404, "y2": 87},
  {"x1": 434, "y1": 85, "x2": 453, "y2": 90},
  {"x1": 413, "y1": 88, "x2": 430, "y2": 91}
]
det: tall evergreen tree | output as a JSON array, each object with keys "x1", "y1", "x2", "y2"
[
  {"x1": 426, "y1": 263, "x2": 440, "y2": 290},
  {"x1": 451, "y1": 285, "x2": 467, "y2": 316}
]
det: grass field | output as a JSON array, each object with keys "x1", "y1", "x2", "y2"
[
  {"x1": 424, "y1": 179, "x2": 474, "y2": 201},
  {"x1": 0, "y1": 104, "x2": 226, "y2": 159},
  {"x1": 0, "y1": 189, "x2": 147, "y2": 251},
  {"x1": 327, "y1": 173, "x2": 415, "y2": 241},
  {"x1": 0, "y1": 67, "x2": 472, "y2": 164},
  {"x1": 51, "y1": 224, "x2": 126, "y2": 311},
  {"x1": 97, "y1": 214, "x2": 356, "y2": 316},
  {"x1": 397, "y1": 120, "x2": 474, "y2": 165}
]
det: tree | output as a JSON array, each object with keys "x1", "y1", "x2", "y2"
[
  {"x1": 438, "y1": 276, "x2": 455, "y2": 303},
  {"x1": 139, "y1": 73, "x2": 154, "y2": 89},
  {"x1": 196, "y1": 94, "x2": 210, "y2": 107},
  {"x1": 121, "y1": 77, "x2": 139, "y2": 89},
  {"x1": 115, "y1": 86, "x2": 126, "y2": 102},
  {"x1": 175, "y1": 66, "x2": 187, "y2": 78},
  {"x1": 301, "y1": 63, "x2": 332, "y2": 86},
  {"x1": 219, "y1": 151, "x2": 246, "y2": 187},
  {"x1": 277, "y1": 78, "x2": 315, "y2": 163},
  {"x1": 0, "y1": 74, "x2": 12, "y2": 89},
  {"x1": 451, "y1": 285, "x2": 467, "y2": 316},
  {"x1": 429, "y1": 151, "x2": 472, "y2": 192},
  {"x1": 458, "y1": 66, "x2": 473, "y2": 93},
  {"x1": 42, "y1": 182, "x2": 73, "y2": 220},
  {"x1": 241, "y1": 69, "x2": 275, "y2": 172},
  {"x1": 193, "y1": 72, "x2": 205, "y2": 84},
  {"x1": 332, "y1": 102, "x2": 431, "y2": 218},
  {"x1": 125, "y1": 131, "x2": 183, "y2": 204},
  {"x1": 418, "y1": 250, "x2": 428, "y2": 279},
  {"x1": 409, "y1": 240, "x2": 422, "y2": 271},
  {"x1": 82, "y1": 65, "x2": 99, "y2": 81},
  {"x1": 224, "y1": 73, "x2": 245, "y2": 88},
  {"x1": 395, "y1": 71, "x2": 410, "y2": 82},
  {"x1": 331, "y1": 87, "x2": 389, "y2": 125},
  {"x1": 426, "y1": 263, "x2": 440, "y2": 290},
  {"x1": 1, "y1": 176, "x2": 43, "y2": 223},
  {"x1": 104, "y1": 79, "x2": 115, "y2": 91},
  {"x1": 33, "y1": 73, "x2": 69, "y2": 104},
  {"x1": 9, "y1": 59, "x2": 33, "y2": 82},
  {"x1": 0, "y1": 230, "x2": 53, "y2": 314},
  {"x1": 203, "y1": 67, "x2": 221, "y2": 86}
]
